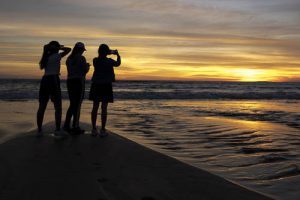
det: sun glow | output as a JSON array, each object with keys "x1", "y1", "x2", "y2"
[
  {"x1": 0, "y1": 0, "x2": 300, "y2": 81},
  {"x1": 231, "y1": 69, "x2": 270, "y2": 82}
]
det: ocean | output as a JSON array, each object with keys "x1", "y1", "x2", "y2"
[
  {"x1": 1, "y1": 79, "x2": 300, "y2": 100},
  {"x1": 0, "y1": 79, "x2": 300, "y2": 199}
]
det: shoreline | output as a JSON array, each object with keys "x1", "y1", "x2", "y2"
[{"x1": 0, "y1": 122, "x2": 273, "y2": 200}]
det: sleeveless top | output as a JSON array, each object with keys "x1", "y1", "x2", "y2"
[{"x1": 44, "y1": 53, "x2": 61, "y2": 76}]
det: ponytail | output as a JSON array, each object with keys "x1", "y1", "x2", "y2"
[
  {"x1": 39, "y1": 41, "x2": 60, "y2": 70},
  {"x1": 39, "y1": 51, "x2": 49, "y2": 70}
]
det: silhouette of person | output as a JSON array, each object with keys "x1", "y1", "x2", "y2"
[
  {"x1": 36, "y1": 41, "x2": 71, "y2": 137},
  {"x1": 64, "y1": 42, "x2": 90, "y2": 135},
  {"x1": 89, "y1": 44, "x2": 121, "y2": 137}
]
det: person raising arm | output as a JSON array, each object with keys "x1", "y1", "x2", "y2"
[
  {"x1": 36, "y1": 41, "x2": 71, "y2": 138},
  {"x1": 89, "y1": 44, "x2": 121, "y2": 137}
]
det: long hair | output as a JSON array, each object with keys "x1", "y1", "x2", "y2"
[
  {"x1": 39, "y1": 41, "x2": 60, "y2": 70},
  {"x1": 39, "y1": 51, "x2": 49, "y2": 70},
  {"x1": 69, "y1": 46, "x2": 83, "y2": 60}
]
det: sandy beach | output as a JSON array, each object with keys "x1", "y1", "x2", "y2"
[
  {"x1": 1, "y1": 0, "x2": 300, "y2": 197},
  {"x1": 0, "y1": 122, "x2": 273, "y2": 200}
]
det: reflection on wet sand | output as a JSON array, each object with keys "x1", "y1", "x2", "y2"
[
  {"x1": 107, "y1": 100, "x2": 300, "y2": 200},
  {"x1": 0, "y1": 100, "x2": 299, "y2": 200}
]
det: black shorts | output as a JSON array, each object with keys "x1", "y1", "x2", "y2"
[
  {"x1": 89, "y1": 82, "x2": 113, "y2": 103},
  {"x1": 39, "y1": 75, "x2": 62, "y2": 104}
]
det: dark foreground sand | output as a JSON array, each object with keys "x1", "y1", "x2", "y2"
[{"x1": 0, "y1": 123, "x2": 273, "y2": 200}]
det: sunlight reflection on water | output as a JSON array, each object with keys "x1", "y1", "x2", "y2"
[{"x1": 0, "y1": 99, "x2": 300, "y2": 200}]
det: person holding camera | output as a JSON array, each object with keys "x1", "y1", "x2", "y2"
[
  {"x1": 64, "y1": 42, "x2": 90, "y2": 135},
  {"x1": 37, "y1": 41, "x2": 71, "y2": 137},
  {"x1": 89, "y1": 44, "x2": 121, "y2": 137}
]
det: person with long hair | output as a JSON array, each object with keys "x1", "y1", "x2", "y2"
[
  {"x1": 37, "y1": 41, "x2": 71, "y2": 137},
  {"x1": 89, "y1": 44, "x2": 121, "y2": 137},
  {"x1": 64, "y1": 42, "x2": 90, "y2": 135}
]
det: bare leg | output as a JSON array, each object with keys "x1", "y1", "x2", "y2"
[
  {"x1": 72, "y1": 94, "x2": 81, "y2": 128},
  {"x1": 64, "y1": 105, "x2": 73, "y2": 129},
  {"x1": 37, "y1": 101, "x2": 48, "y2": 132},
  {"x1": 54, "y1": 100, "x2": 62, "y2": 131},
  {"x1": 91, "y1": 101, "x2": 100, "y2": 130},
  {"x1": 101, "y1": 102, "x2": 108, "y2": 131},
  {"x1": 74, "y1": 81, "x2": 85, "y2": 128},
  {"x1": 74, "y1": 103, "x2": 82, "y2": 128}
]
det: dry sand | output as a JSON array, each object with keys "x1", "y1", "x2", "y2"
[{"x1": 0, "y1": 123, "x2": 273, "y2": 200}]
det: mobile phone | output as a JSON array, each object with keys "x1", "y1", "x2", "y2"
[{"x1": 110, "y1": 50, "x2": 117, "y2": 55}]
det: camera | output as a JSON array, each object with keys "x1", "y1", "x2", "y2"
[{"x1": 109, "y1": 50, "x2": 118, "y2": 55}]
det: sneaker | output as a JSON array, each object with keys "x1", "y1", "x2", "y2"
[
  {"x1": 54, "y1": 130, "x2": 68, "y2": 139},
  {"x1": 91, "y1": 129, "x2": 99, "y2": 137},
  {"x1": 99, "y1": 129, "x2": 108, "y2": 137},
  {"x1": 70, "y1": 127, "x2": 85, "y2": 135}
]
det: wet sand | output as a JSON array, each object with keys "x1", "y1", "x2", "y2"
[{"x1": 0, "y1": 122, "x2": 273, "y2": 200}]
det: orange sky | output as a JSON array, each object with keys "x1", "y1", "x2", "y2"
[{"x1": 0, "y1": 0, "x2": 299, "y2": 81}]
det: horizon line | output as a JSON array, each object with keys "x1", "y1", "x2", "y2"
[{"x1": 0, "y1": 78, "x2": 299, "y2": 83}]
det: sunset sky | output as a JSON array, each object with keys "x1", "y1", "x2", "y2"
[{"x1": 0, "y1": 0, "x2": 299, "y2": 81}]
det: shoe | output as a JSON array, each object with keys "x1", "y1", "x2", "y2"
[
  {"x1": 70, "y1": 127, "x2": 85, "y2": 135},
  {"x1": 99, "y1": 129, "x2": 108, "y2": 137},
  {"x1": 36, "y1": 130, "x2": 43, "y2": 138},
  {"x1": 63, "y1": 126, "x2": 71, "y2": 133},
  {"x1": 54, "y1": 130, "x2": 68, "y2": 139},
  {"x1": 91, "y1": 129, "x2": 99, "y2": 137}
]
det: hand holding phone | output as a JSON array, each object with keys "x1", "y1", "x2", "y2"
[{"x1": 110, "y1": 50, "x2": 118, "y2": 55}]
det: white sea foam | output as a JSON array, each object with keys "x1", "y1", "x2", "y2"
[
  {"x1": 0, "y1": 80, "x2": 300, "y2": 199},
  {"x1": 0, "y1": 79, "x2": 300, "y2": 100}
]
